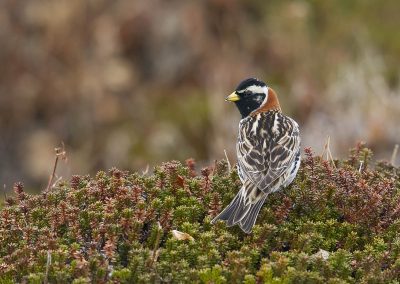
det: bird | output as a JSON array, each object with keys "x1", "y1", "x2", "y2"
[{"x1": 211, "y1": 78, "x2": 301, "y2": 233}]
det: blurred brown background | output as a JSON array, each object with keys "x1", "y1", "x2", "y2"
[{"x1": 1, "y1": 0, "x2": 400, "y2": 192}]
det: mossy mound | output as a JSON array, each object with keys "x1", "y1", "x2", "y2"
[{"x1": 1, "y1": 145, "x2": 400, "y2": 283}]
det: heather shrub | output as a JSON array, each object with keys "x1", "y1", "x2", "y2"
[{"x1": 1, "y1": 145, "x2": 400, "y2": 283}]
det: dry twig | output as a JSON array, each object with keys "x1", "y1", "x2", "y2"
[
  {"x1": 2, "y1": 184, "x2": 6, "y2": 201},
  {"x1": 390, "y1": 144, "x2": 399, "y2": 166},
  {"x1": 46, "y1": 142, "x2": 67, "y2": 192},
  {"x1": 224, "y1": 149, "x2": 232, "y2": 172},
  {"x1": 358, "y1": 161, "x2": 364, "y2": 173},
  {"x1": 44, "y1": 250, "x2": 52, "y2": 284},
  {"x1": 149, "y1": 222, "x2": 162, "y2": 268},
  {"x1": 142, "y1": 164, "x2": 150, "y2": 175},
  {"x1": 321, "y1": 136, "x2": 336, "y2": 168}
]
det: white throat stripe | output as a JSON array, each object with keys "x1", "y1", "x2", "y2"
[{"x1": 260, "y1": 86, "x2": 269, "y2": 107}]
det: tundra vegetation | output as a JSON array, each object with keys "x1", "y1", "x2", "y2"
[{"x1": 1, "y1": 144, "x2": 400, "y2": 283}]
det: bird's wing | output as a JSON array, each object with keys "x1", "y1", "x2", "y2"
[{"x1": 237, "y1": 114, "x2": 300, "y2": 200}]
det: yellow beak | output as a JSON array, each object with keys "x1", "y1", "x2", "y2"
[{"x1": 225, "y1": 91, "x2": 240, "y2": 102}]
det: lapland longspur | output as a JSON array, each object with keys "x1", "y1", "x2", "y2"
[{"x1": 212, "y1": 78, "x2": 301, "y2": 233}]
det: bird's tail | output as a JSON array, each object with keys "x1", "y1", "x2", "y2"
[{"x1": 211, "y1": 186, "x2": 268, "y2": 233}]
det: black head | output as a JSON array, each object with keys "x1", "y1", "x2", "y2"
[{"x1": 226, "y1": 78, "x2": 269, "y2": 118}]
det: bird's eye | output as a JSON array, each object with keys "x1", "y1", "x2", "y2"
[{"x1": 242, "y1": 91, "x2": 252, "y2": 97}]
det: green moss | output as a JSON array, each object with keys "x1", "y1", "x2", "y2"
[{"x1": 0, "y1": 146, "x2": 400, "y2": 282}]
